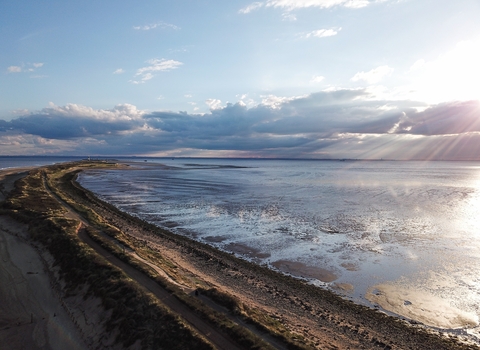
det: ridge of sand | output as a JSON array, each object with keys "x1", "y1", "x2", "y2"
[{"x1": 0, "y1": 169, "x2": 89, "y2": 350}]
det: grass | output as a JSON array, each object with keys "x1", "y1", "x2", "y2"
[{"x1": 2, "y1": 164, "x2": 215, "y2": 350}]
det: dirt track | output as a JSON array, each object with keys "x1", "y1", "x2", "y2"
[{"x1": 42, "y1": 173, "x2": 245, "y2": 350}]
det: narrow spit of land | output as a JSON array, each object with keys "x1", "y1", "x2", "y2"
[{"x1": 0, "y1": 161, "x2": 478, "y2": 350}]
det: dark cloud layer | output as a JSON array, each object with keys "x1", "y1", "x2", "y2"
[
  {"x1": 10, "y1": 114, "x2": 139, "y2": 139},
  {"x1": 2, "y1": 90, "x2": 480, "y2": 159},
  {"x1": 397, "y1": 101, "x2": 480, "y2": 135}
]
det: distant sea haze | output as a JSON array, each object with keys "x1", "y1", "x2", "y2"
[{"x1": 78, "y1": 158, "x2": 480, "y2": 332}]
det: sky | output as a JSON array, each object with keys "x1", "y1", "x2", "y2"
[{"x1": 1, "y1": 0, "x2": 480, "y2": 159}]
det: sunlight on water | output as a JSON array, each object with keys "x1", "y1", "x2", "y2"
[{"x1": 79, "y1": 159, "x2": 480, "y2": 337}]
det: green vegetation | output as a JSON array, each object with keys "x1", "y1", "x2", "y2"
[
  {"x1": 199, "y1": 287, "x2": 313, "y2": 350},
  {"x1": 2, "y1": 164, "x2": 215, "y2": 350}
]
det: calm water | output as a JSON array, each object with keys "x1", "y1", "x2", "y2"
[{"x1": 12, "y1": 157, "x2": 478, "y2": 334}]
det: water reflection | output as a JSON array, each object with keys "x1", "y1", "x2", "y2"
[{"x1": 78, "y1": 160, "x2": 480, "y2": 336}]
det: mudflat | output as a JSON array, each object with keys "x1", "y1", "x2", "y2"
[{"x1": 0, "y1": 164, "x2": 478, "y2": 350}]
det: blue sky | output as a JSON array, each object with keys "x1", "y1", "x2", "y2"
[{"x1": 1, "y1": 0, "x2": 480, "y2": 159}]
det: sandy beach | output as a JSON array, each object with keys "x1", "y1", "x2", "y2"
[
  {"x1": 0, "y1": 169, "x2": 86, "y2": 350},
  {"x1": 1, "y1": 163, "x2": 479, "y2": 350}
]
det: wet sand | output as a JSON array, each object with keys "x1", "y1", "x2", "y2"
[
  {"x1": 271, "y1": 259, "x2": 337, "y2": 283},
  {"x1": 366, "y1": 283, "x2": 479, "y2": 329},
  {"x1": 1, "y1": 166, "x2": 479, "y2": 349},
  {"x1": 82, "y1": 168, "x2": 479, "y2": 349}
]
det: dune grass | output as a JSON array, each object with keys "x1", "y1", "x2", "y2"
[{"x1": 2, "y1": 165, "x2": 215, "y2": 350}]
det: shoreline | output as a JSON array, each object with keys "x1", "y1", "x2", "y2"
[
  {"x1": 79, "y1": 161, "x2": 480, "y2": 336},
  {"x1": 1, "y1": 163, "x2": 479, "y2": 349}
]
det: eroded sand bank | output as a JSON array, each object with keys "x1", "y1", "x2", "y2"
[{"x1": 0, "y1": 169, "x2": 86, "y2": 350}]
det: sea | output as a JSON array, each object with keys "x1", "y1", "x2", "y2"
[{"x1": 3, "y1": 156, "x2": 480, "y2": 338}]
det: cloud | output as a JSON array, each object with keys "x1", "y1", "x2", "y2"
[
  {"x1": 303, "y1": 28, "x2": 341, "y2": 38},
  {"x1": 12, "y1": 109, "x2": 30, "y2": 115},
  {"x1": 113, "y1": 68, "x2": 125, "y2": 74},
  {"x1": 6, "y1": 103, "x2": 144, "y2": 139},
  {"x1": 240, "y1": 0, "x2": 375, "y2": 13},
  {"x1": 130, "y1": 58, "x2": 183, "y2": 84},
  {"x1": 409, "y1": 59, "x2": 425, "y2": 72},
  {"x1": 393, "y1": 101, "x2": 480, "y2": 136},
  {"x1": 239, "y1": 2, "x2": 264, "y2": 14},
  {"x1": 7, "y1": 62, "x2": 45, "y2": 74},
  {"x1": 7, "y1": 66, "x2": 22, "y2": 73},
  {"x1": 205, "y1": 99, "x2": 223, "y2": 110},
  {"x1": 311, "y1": 75, "x2": 325, "y2": 83},
  {"x1": 2, "y1": 92, "x2": 480, "y2": 159},
  {"x1": 133, "y1": 21, "x2": 180, "y2": 31},
  {"x1": 260, "y1": 94, "x2": 302, "y2": 109},
  {"x1": 282, "y1": 13, "x2": 297, "y2": 21},
  {"x1": 351, "y1": 65, "x2": 394, "y2": 84}
]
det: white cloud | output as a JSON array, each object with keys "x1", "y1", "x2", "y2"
[
  {"x1": 311, "y1": 75, "x2": 325, "y2": 83},
  {"x1": 184, "y1": 94, "x2": 193, "y2": 98},
  {"x1": 140, "y1": 73, "x2": 154, "y2": 82},
  {"x1": 239, "y1": 2, "x2": 264, "y2": 14},
  {"x1": 342, "y1": 0, "x2": 371, "y2": 8},
  {"x1": 113, "y1": 68, "x2": 125, "y2": 74},
  {"x1": 133, "y1": 21, "x2": 180, "y2": 31},
  {"x1": 7, "y1": 62, "x2": 45, "y2": 74},
  {"x1": 409, "y1": 59, "x2": 425, "y2": 72},
  {"x1": 131, "y1": 58, "x2": 183, "y2": 84},
  {"x1": 260, "y1": 94, "x2": 303, "y2": 109},
  {"x1": 136, "y1": 59, "x2": 183, "y2": 75},
  {"x1": 205, "y1": 99, "x2": 223, "y2": 110},
  {"x1": 7, "y1": 66, "x2": 22, "y2": 73},
  {"x1": 12, "y1": 109, "x2": 29, "y2": 115},
  {"x1": 241, "y1": 0, "x2": 374, "y2": 13},
  {"x1": 351, "y1": 65, "x2": 394, "y2": 84},
  {"x1": 304, "y1": 28, "x2": 341, "y2": 38},
  {"x1": 236, "y1": 93, "x2": 257, "y2": 107},
  {"x1": 282, "y1": 12, "x2": 297, "y2": 21},
  {"x1": 42, "y1": 102, "x2": 145, "y2": 121}
]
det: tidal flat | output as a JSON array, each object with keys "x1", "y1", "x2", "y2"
[{"x1": 0, "y1": 160, "x2": 479, "y2": 349}]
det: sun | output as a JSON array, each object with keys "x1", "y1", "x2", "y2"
[{"x1": 410, "y1": 38, "x2": 480, "y2": 103}]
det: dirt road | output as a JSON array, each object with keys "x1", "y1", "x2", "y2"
[{"x1": 42, "y1": 173, "x2": 249, "y2": 350}]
